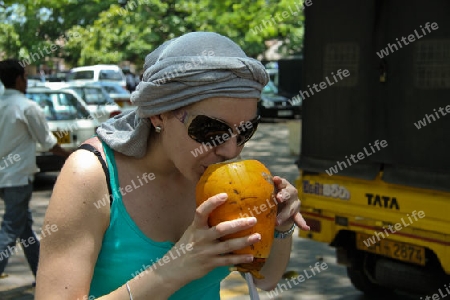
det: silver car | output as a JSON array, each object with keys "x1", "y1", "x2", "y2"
[
  {"x1": 92, "y1": 81, "x2": 136, "y2": 113},
  {"x1": 45, "y1": 82, "x2": 122, "y2": 123}
]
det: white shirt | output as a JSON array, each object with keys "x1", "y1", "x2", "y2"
[{"x1": 0, "y1": 89, "x2": 57, "y2": 187}]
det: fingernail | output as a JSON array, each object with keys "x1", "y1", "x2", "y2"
[
  {"x1": 245, "y1": 256, "x2": 254, "y2": 262},
  {"x1": 247, "y1": 217, "x2": 257, "y2": 225},
  {"x1": 218, "y1": 193, "x2": 228, "y2": 200},
  {"x1": 252, "y1": 233, "x2": 261, "y2": 241}
]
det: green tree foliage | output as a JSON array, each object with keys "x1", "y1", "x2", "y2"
[
  {"x1": 0, "y1": 23, "x2": 21, "y2": 58},
  {"x1": 184, "y1": 0, "x2": 305, "y2": 57},
  {"x1": 0, "y1": 0, "x2": 115, "y2": 67},
  {"x1": 0, "y1": 0, "x2": 305, "y2": 69}
]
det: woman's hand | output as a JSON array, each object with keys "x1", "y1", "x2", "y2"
[
  {"x1": 160, "y1": 193, "x2": 260, "y2": 285},
  {"x1": 253, "y1": 177, "x2": 309, "y2": 290},
  {"x1": 273, "y1": 176, "x2": 310, "y2": 231}
]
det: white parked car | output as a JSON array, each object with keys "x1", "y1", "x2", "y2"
[
  {"x1": 45, "y1": 82, "x2": 122, "y2": 123},
  {"x1": 67, "y1": 64, "x2": 127, "y2": 89},
  {"x1": 26, "y1": 87, "x2": 101, "y2": 172}
]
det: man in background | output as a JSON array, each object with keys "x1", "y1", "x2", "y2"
[
  {"x1": 0, "y1": 59, "x2": 70, "y2": 283},
  {"x1": 123, "y1": 67, "x2": 137, "y2": 92}
]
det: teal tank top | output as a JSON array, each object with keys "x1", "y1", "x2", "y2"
[{"x1": 89, "y1": 142, "x2": 230, "y2": 298}]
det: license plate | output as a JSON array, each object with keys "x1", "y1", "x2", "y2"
[
  {"x1": 277, "y1": 110, "x2": 293, "y2": 116},
  {"x1": 356, "y1": 233, "x2": 425, "y2": 266},
  {"x1": 116, "y1": 99, "x2": 131, "y2": 107},
  {"x1": 52, "y1": 131, "x2": 71, "y2": 144}
]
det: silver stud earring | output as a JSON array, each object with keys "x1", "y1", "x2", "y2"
[{"x1": 155, "y1": 126, "x2": 162, "y2": 133}]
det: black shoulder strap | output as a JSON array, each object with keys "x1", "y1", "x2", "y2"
[{"x1": 76, "y1": 143, "x2": 113, "y2": 206}]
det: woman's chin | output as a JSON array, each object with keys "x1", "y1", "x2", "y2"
[
  {"x1": 197, "y1": 166, "x2": 207, "y2": 180},
  {"x1": 188, "y1": 166, "x2": 207, "y2": 183}
]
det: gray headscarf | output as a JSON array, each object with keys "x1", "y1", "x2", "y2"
[{"x1": 96, "y1": 32, "x2": 269, "y2": 157}]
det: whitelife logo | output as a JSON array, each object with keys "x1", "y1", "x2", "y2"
[
  {"x1": 0, "y1": 154, "x2": 21, "y2": 170},
  {"x1": 421, "y1": 283, "x2": 450, "y2": 300},
  {"x1": 376, "y1": 22, "x2": 439, "y2": 58},
  {"x1": 18, "y1": 32, "x2": 81, "y2": 68},
  {"x1": 154, "y1": 50, "x2": 215, "y2": 86},
  {"x1": 414, "y1": 105, "x2": 450, "y2": 130},
  {"x1": 0, "y1": 224, "x2": 58, "y2": 261},
  {"x1": 250, "y1": 0, "x2": 313, "y2": 34},
  {"x1": 325, "y1": 139, "x2": 388, "y2": 176},
  {"x1": 93, "y1": 172, "x2": 156, "y2": 209},
  {"x1": 131, "y1": 243, "x2": 193, "y2": 278},
  {"x1": 190, "y1": 121, "x2": 254, "y2": 158},
  {"x1": 266, "y1": 261, "x2": 328, "y2": 298},
  {"x1": 108, "y1": 0, "x2": 150, "y2": 17},
  {"x1": 238, "y1": 196, "x2": 279, "y2": 219},
  {"x1": 362, "y1": 210, "x2": 425, "y2": 247},
  {"x1": 289, "y1": 69, "x2": 350, "y2": 105}
]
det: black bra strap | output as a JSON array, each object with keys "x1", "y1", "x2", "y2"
[{"x1": 76, "y1": 144, "x2": 113, "y2": 206}]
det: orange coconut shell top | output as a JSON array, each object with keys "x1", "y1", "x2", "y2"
[{"x1": 195, "y1": 159, "x2": 277, "y2": 279}]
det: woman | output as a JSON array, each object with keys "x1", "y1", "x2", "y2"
[{"x1": 35, "y1": 32, "x2": 309, "y2": 300}]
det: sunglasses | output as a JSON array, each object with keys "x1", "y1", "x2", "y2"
[{"x1": 176, "y1": 110, "x2": 260, "y2": 147}]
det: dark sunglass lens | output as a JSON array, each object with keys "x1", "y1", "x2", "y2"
[
  {"x1": 237, "y1": 128, "x2": 256, "y2": 146},
  {"x1": 204, "y1": 130, "x2": 229, "y2": 143},
  {"x1": 188, "y1": 115, "x2": 231, "y2": 144},
  {"x1": 236, "y1": 116, "x2": 260, "y2": 146}
]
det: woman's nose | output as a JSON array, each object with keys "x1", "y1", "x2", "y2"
[{"x1": 214, "y1": 135, "x2": 242, "y2": 160}]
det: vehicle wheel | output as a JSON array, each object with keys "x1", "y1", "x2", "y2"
[
  {"x1": 346, "y1": 253, "x2": 394, "y2": 296},
  {"x1": 347, "y1": 266, "x2": 391, "y2": 295}
]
